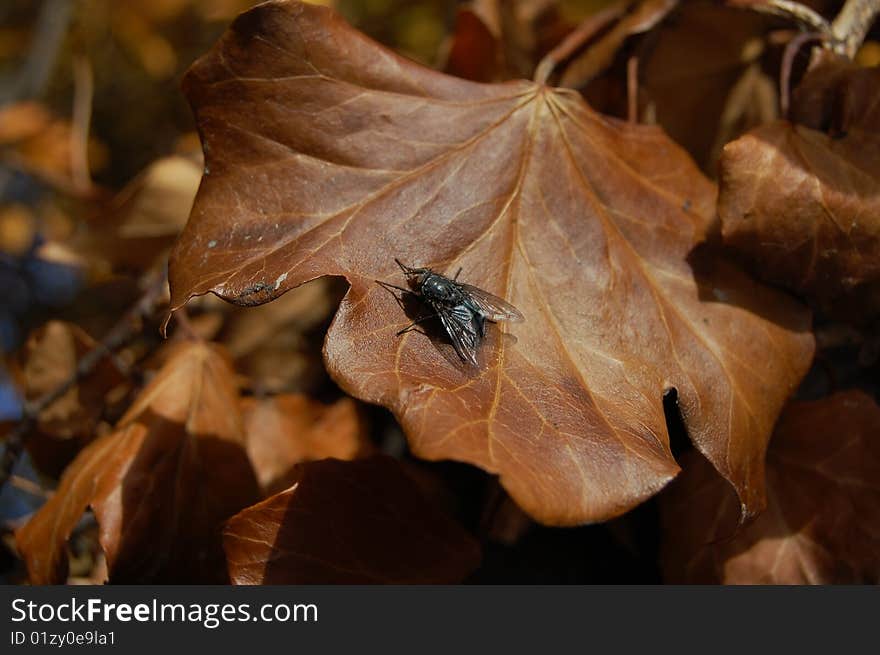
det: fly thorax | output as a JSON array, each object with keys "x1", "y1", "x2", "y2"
[{"x1": 422, "y1": 276, "x2": 456, "y2": 303}]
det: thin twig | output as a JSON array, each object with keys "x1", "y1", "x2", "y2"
[
  {"x1": 70, "y1": 56, "x2": 94, "y2": 194},
  {"x1": 780, "y1": 31, "x2": 828, "y2": 116},
  {"x1": 626, "y1": 55, "x2": 639, "y2": 123},
  {"x1": 0, "y1": 0, "x2": 74, "y2": 104},
  {"x1": 733, "y1": 0, "x2": 832, "y2": 35},
  {"x1": 9, "y1": 474, "x2": 52, "y2": 499},
  {"x1": 0, "y1": 269, "x2": 168, "y2": 492},
  {"x1": 738, "y1": 0, "x2": 878, "y2": 116},
  {"x1": 736, "y1": 0, "x2": 879, "y2": 60},
  {"x1": 831, "y1": 0, "x2": 880, "y2": 58}
]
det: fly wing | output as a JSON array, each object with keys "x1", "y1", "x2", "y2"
[
  {"x1": 437, "y1": 304, "x2": 480, "y2": 366},
  {"x1": 458, "y1": 284, "x2": 524, "y2": 323}
]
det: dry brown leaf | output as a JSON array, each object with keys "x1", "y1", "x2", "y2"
[
  {"x1": 718, "y1": 59, "x2": 880, "y2": 322},
  {"x1": 223, "y1": 455, "x2": 481, "y2": 584},
  {"x1": 15, "y1": 340, "x2": 259, "y2": 584},
  {"x1": 636, "y1": 2, "x2": 772, "y2": 169},
  {"x1": 81, "y1": 155, "x2": 203, "y2": 274},
  {"x1": 113, "y1": 155, "x2": 203, "y2": 240},
  {"x1": 444, "y1": 4, "x2": 504, "y2": 83},
  {"x1": 17, "y1": 322, "x2": 125, "y2": 437},
  {"x1": 242, "y1": 393, "x2": 373, "y2": 494},
  {"x1": 660, "y1": 390, "x2": 880, "y2": 584},
  {"x1": 0, "y1": 205, "x2": 36, "y2": 256},
  {"x1": 168, "y1": 1, "x2": 813, "y2": 525}
]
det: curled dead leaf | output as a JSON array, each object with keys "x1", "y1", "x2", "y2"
[
  {"x1": 577, "y1": 2, "x2": 779, "y2": 172},
  {"x1": 719, "y1": 59, "x2": 880, "y2": 322},
  {"x1": 660, "y1": 390, "x2": 880, "y2": 584},
  {"x1": 17, "y1": 321, "x2": 128, "y2": 441},
  {"x1": 15, "y1": 340, "x2": 259, "y2": 584},
  {"x1": 223, "y1": 455, "x2": 481, "y2": 584},
  {"x1": 169, "y1": 1, "x2": 813, "y2": 525},
  {"x1": 634, "y1": 2, "x2": 774, "y2": 169}
]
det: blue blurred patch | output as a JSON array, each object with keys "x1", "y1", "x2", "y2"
[
  {"x1": 0, "y1": 450, "x2": 46, "y2": 527},
  {"x1": 24, "y1": 251, "x2": 84, "y2": 308},
  {"x1": 0, "y1": 364, "x2": 22, "y2": 421}
]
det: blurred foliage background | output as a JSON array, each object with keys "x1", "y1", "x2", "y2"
[{"x1": 0, "y1": 0, "x2": 613, "y2": 187}]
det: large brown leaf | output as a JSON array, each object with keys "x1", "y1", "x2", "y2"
[
  {"x1": 660, "y1": 390, "x2": 880, "y2": 584},
  {"x1": 169, "y1": 1, "x2": 813, "y2": 524},
  {"x1": 223, "y1": 455, "x2": 481, "y2": 584},
  {"x1": 15, "y1": 340, "x2": 259, "y2": 583},
  {"x1": 718, "y1": 59, "x2": 880, "y2": 322}
]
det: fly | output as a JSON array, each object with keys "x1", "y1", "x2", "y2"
[{"x1": 376, "y1": 259, "x2": 524, "y2": 366}]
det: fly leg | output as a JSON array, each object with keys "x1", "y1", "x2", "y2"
[
  {"x1": 375, "y1": 279, "x2": 419, "y2": 316},
  {"x1": 375, "y1": 279, "x2": 414, "y2": 296},
  {"x1": 396, "y1": 314, "x2": 438, "y2": 336}
]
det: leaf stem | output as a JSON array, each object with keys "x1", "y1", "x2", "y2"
[
  {"x1": 779, "y1": 31, "x2": 828, "y2": 115},
  {"x1": 70, "y1": 56, "x2": 94, "y2": 195},
  {"x1": 626, "y1": 55, "x2": 639, "y2": 123}
]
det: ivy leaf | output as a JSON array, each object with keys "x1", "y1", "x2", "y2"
[
  {"x1": 719, "y1": 57, "x2": 880, "y2": 322},
  {"x1": 660, "y1": 391, "x2": 880, "y2": 584},
  {"x1": 169, "y1": 1, "x2": 813, "y2": 524}
]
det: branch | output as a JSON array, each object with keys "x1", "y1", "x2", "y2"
[
  {"x1": 732, "y1": 0, "x2": 832, "y2": 35},
  {"x1": 831, "y1": 0, "x2": 880, "y2": 58},
  {"x1": 734, "y1": 0, "x2": 879, "y2": 58},
  {"x1": 70, "y1": 56, "x2": 94, "y2": 194}
]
